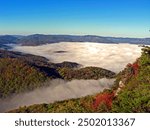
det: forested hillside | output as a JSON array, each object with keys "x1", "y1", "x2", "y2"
[
  {"x1": 0, "y1": 49, "x2": 115, "y2": 99},
  {"x1": 0, "y1": 58, "x2": 47, "y2": 98},
  {"x1": 112, "y1": 46, "x2": 150, "y2": 112}
]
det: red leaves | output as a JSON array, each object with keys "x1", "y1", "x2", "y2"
[
  {"x1": 92, "y1": 92, "x2": 115, "y2": 110},
  {"x1": 132, "y1": 62, "x2": 139, "y2": 76},
  {"x1": 126, "y1": 61, "x2": 139, "y2": 76}
]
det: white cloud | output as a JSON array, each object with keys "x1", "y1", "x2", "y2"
[
  {"x1": 0, "y1": 78, "x2": 114, "y2": 112},
  {"x1": 12, "y1": 42, "x2": 142, "y2": 72}
]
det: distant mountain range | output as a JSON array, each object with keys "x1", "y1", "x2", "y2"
[{"x1": 0, "y1": 34, "x2": 150, "y2": 47}]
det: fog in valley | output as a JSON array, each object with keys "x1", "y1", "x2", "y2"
[
  {"x1": 0, "y1": 78, "x2": 114, "y2": 112},
  {"x1": 13, "y1": 42, "x2": 142, "y2": 73},
  {"x1": 0, "y1": 42, "x2": 142, "y2": 112}
]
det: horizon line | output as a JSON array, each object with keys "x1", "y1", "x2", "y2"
[{"x1": 0, "y1": 33, "x2": 150, "y2": 39}]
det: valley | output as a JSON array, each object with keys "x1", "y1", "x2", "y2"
[
  {"x1": 12, "y1": 42, "x2": 142, "y2": 73},
  {"x1": 0, "y1": 40, "x2": 149, "y2": 113}
]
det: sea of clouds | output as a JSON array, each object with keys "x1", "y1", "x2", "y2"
[
  {"x1": 0, "y1": 42, "x2": 142, "y2": 112},
  {"x1": 12, "y1": 42, "x2": 142, "y2": 73}
]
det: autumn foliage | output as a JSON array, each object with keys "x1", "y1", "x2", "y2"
[
  {"x1": 127, "y1": 61, "x2": 139, "y2": 76},
  {"x1": 0, "y1": 58, "x2": 47, "y2": 98},
  {"x1": 92, "y1": 92, "x2": 115, "y2": 110}
]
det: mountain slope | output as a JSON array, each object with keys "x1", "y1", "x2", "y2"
[
  {"x1": 112, "y1": 46, "x2": 150, "y2": 112},
  {"x1": 18, "y1": 34, "x2": 150, "y2": 45},
  {"x1": 57, "y1": 67, "x2": 115, "y2": 80},
  {"x1": 0, "y1": 35, "x2": 18, "y2": 44},
  {"x1": 0, "y1": 49, "x2": 115, "y2": 99},
  {"x1": 0, "y1": 58, "x2": 48, "y2": 98},
  {"x1": 0, "y1": 34, "x2": 150, "y2": 47}
]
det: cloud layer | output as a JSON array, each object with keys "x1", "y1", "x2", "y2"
[
  {"x1": 12, "y1": 42, "x2": 142, "y2": 72},
  {"x1": 1, "y1": 42, "x2": 142, "y2": 112},
  {"x1": 0, "y1": 78, "x2": 114, "y2": 112}
]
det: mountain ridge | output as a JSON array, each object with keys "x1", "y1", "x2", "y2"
[
  {"x1": 0, "y1": 34, "x2": 150, "y2": 47},
  {"x1": 0, "y1": 49, "x2": 115, "y2": 99}
]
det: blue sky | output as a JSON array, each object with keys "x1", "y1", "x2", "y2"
[{"x1": 0, "y1": 0, "x2": 150, "y2": 37}]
